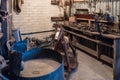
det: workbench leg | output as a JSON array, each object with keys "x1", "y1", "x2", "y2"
[{"x1": 114, "y1": 39, "x2": 120, "y2": 80}]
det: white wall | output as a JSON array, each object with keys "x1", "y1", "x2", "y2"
[
  {"x1": 72, "y1": 0, "x2": 120, "y2": 22},
  {"x1": 13, "y1": 0, "x2": 64, "y2": 39}
]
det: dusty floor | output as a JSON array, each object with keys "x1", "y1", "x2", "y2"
[{"x1": 70, "y1": 50, "x2": 113, "y2": 80}]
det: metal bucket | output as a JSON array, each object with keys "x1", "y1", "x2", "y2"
[{"x1": 18, "y1": 48, "x2": 64, "y2": 80}]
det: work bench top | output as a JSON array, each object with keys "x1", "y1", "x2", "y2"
[{"x1": 62, "y1": 24, "x2": 120, "y2": 39}]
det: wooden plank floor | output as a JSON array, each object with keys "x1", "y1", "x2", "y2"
[{"x1": 70, "y1": 50, "x2": 113, "y2": 80}]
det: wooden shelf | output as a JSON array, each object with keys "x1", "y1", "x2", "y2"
[
  {"x1": 72, "y1": 42, "x2": 98, "y2": 57},
  {"x1": 76, "y1": 18, "x2": 109, "y2": 23},
  {"x1": 100, "y1": 55, "x2": 113, "y2": 64},
  {"x1": 63, "y1": 25, "x2": 100, "y2": 36},
  {"x1": 84, "y1": 30, "x2": 100, "y2": 35},
  {"x1": 64, "y1": 29, "x2": 100, "y2": 43},
  {"x1": 99, "y1": 42, "x2": 113, "y2": 48},
  {"x1": 64, "y1": 25, "x2": 80, "y2": 32},
  {"x1": 102, "y1": 34, "x2": 120, "y2": 39},
  {"x1": 63, "y1": 25, "x2": 120, "y2": 39}
]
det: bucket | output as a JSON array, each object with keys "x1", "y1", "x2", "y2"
[{"x1": 18, "y1": 48, "x2": 64, "y2": 80}]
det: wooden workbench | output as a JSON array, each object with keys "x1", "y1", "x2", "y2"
[{"x1": 62, "y1": 24, "x2": 120, "y2": 80}]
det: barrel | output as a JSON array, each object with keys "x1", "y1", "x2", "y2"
[{"x1": 18, "y1": 48, "x2": 64, "y2": 80}]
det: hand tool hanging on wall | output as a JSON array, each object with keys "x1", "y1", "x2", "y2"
[
  {"x1": 100, "y1": 0, "x2": 102, "y2": 13},
  {"x1": 97, "y1": 0, "x2": 100, "y2": 13},
  {"x1": 106, "y1": 0, "x2": 109, "y2": 12},
  {"x1": 116, "y1": 0, "x2": 117, "y2": 16},
  {"x1": 109, "y1": 0, "x2": 111, "y2": 14},
  {"x1": 111, "y1": 0, "x2": 113, "y2": 16},
  {"x1": 69, "y1": 0, "x2": 74, "y2": 17},
  {"x1": 13, "y1": 0, "x2": 24, "y2": 13}
]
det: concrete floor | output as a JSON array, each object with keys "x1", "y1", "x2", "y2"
[{"x1": 70, "y1": 50, "x2": 113, "y2": 80}]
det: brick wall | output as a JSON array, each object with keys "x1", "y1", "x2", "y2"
[{"x1": 13, "y1": 0, "x2": 64, "y2": 39}]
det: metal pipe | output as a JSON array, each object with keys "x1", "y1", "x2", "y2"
[{"x1": 21, "y1": 30, "x2": 55, "y2": 35}]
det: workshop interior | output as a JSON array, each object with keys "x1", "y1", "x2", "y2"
[{"x1": 0, "y1": 0, "x2": 120, "y2": 80}]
